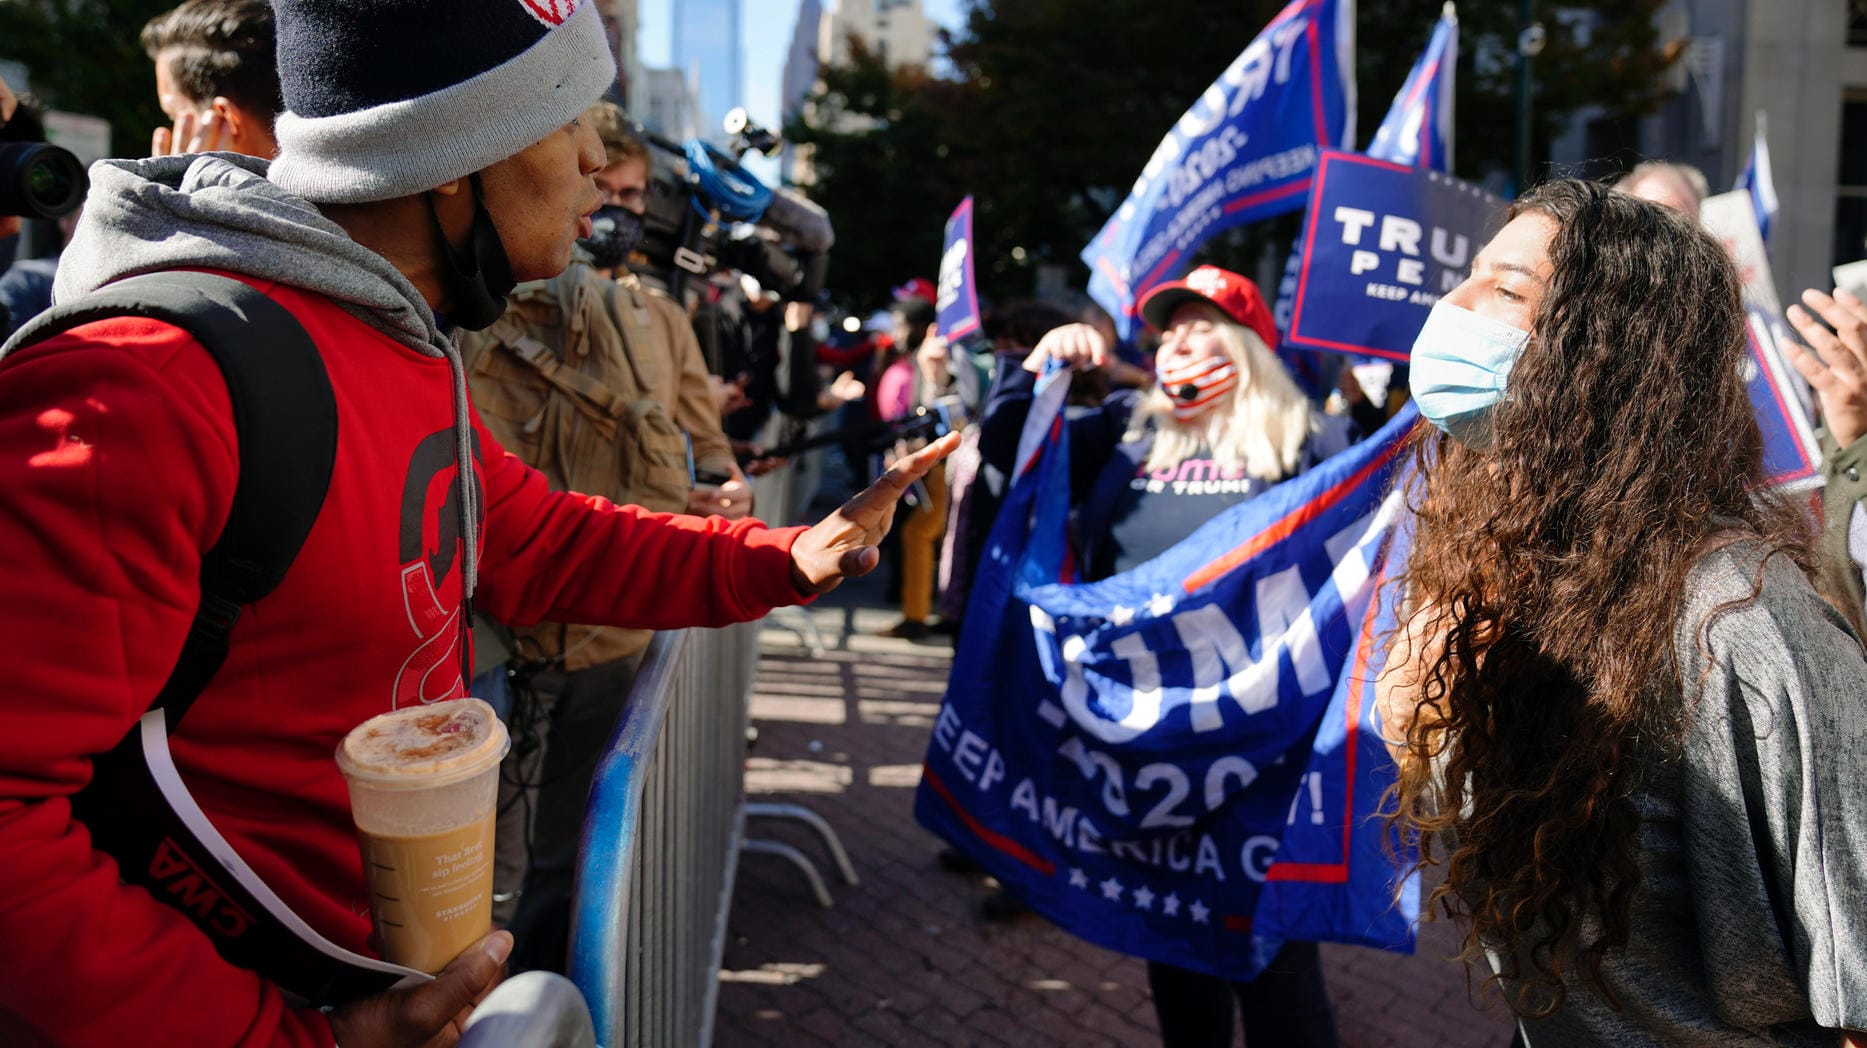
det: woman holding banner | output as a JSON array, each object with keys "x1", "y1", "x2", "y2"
[
  {"x1": 1381, "y1": 179, "x2": 1867, "y2": 1045},
  {"x1": 977, "y1": 265, "x2": 1354, "y2": 1048}
]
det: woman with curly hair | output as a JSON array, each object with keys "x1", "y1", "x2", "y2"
[{"x1": 1379, "y1": 178, "x2": 1867, "y2": 1046}]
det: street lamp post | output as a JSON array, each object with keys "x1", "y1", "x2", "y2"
[{"x1": 1514, "y1": 0, "x2": 1544, "y2": 195}]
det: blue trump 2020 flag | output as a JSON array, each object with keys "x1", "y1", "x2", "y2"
[
  {"x1": 915, "y1": 369, "x2": 1420, "y2": 980},
  {"x1": 1082, "y1": 0, "x2": 1355, "y2": 340},
  {"x1": 1273, "y1": 3, "x2": 1458, "y2": 350},
  {"x1": 1365, "y1": 3, "x2": 1457, "y2": 172}
]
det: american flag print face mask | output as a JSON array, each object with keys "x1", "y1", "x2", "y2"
[{"x1": 1157, "y1": 356, "x2": 1240, "y2": 421}]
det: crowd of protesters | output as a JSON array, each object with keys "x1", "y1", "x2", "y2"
[{"x1": 1, "y1": 0, "x2": 1865, "y2": 1045}]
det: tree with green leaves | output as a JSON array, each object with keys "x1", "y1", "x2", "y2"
[
  {"x1": 0, "y1": 0, "x2": 174, "y2": 153},
  {"x1": 791, "y1": 0, "x2": 1680, "y2": 312}
]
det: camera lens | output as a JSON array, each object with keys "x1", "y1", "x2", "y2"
[{"x1": 0, "y1": 142, "x2": 88, "y2": 220}]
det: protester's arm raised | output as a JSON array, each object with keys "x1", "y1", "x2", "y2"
[
  {"x1": 790, "y1": 432, "x2": 961, "y2": 594},
  {"x1": 1785, "y1": 288, "x2": 1867, "y2": 447},
  {"x1": 470, "y1": 407, "x2": 960, "y2": 627}
]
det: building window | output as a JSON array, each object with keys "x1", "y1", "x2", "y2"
[
  {"x1": 1835, "y1": 95, "x2": 1867, "y2": 267},
  {"x1": 1853, "y1": 0, "x2": 1867, "y2": 48}
]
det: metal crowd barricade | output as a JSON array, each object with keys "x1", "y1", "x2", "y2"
[{"x1": 568, "y1": 622, "x2": 758, "y2": 1048}]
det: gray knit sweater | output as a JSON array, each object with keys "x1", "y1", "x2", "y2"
[{"x1": 1513, "y1": 542, "x2": 1867, "y2": 1046}]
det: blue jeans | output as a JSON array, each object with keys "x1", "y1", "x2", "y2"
[{"x1": 1146, "y1": 942, "x2": 1338, "y2": 1047}]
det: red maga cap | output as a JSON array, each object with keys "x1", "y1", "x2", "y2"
[
  {"x1": 893, "y1": 277, "x2": 937, "y2": 305},
  {"x1": 1138, "y1": 265, "x2": 1279, "y2": 351}
]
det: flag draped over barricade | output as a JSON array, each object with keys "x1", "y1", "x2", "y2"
[
  {"x1": 915, "y1": 368, "x2": 1421, "y2": 980},
  {"x1": 1081, "y1": 0, "x2": 1356, "y2": 340}
]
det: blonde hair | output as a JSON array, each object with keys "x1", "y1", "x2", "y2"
[
  {"x1": 1126, "y1": 307, "x2": 1314, "y2": 481},
  {"x1": 587, "y1": 101, "x2": 647, "y2": 167}
]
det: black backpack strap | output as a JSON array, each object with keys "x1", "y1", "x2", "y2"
[
  {"x1": 3, "y1": 272, "x2": 419, "y2": 1007},
  {"x1": 10, "y1": 271, "x2": 337, "y2": 727}
]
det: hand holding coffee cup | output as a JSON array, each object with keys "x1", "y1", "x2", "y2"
[{"x1": 335, "y1": 698, "x2": 509, "y2": 974}]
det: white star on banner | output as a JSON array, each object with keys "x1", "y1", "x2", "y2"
[
  {"x1": 1132, "y1": 886, "x2": 1155, "y2": 910},
  {"x1": 1189, "y1": 899, "x2": 1211, "y2": 924},
  {"x1": 1146, "y1": 592, "x2": 1175, "y2": 617},
  {"x1": 1110, "y1": 605, "x2": 1135, "y2": 626},
  {"x1": 1100, "y1": 877, "x2": 1125, "y2": 902},
  {"x1": 1161, "y1": 893, "x2": 1181, "y2": 917},
  {"x1": 1068, "y1": 867, "x2": 1089, "y2": 889}
]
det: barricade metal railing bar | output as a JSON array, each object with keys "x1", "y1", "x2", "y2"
[{"x1": 568, "y1": 621, "x2": 758, "y2": 1048}]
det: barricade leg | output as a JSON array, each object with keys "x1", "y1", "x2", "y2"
[
  {"x1": 744, "y1": 802, "x2": 859, "y2": 886},
  {"x1": 739, "y1": 838, "x2": 836, "y2": 909}
]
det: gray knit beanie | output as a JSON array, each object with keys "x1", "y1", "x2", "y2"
[{"x1": 268, "y1": 0, "x2": 615, "y2": 204}]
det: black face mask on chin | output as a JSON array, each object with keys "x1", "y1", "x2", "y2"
[{"x1": 425, "y1": 171, "x2": 515, "y2": 332}]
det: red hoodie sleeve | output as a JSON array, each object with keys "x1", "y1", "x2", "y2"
[
  {"x1": 0, "y1": 320, "x2": 334, "y2": 1047},
  {"x1": 468, "y1": 406, "x2": 814, "y2": 630}
]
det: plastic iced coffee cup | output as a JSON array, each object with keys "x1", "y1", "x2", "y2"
[{"x1": 335, "y1": 697, "x2": 510, "y2": 974}]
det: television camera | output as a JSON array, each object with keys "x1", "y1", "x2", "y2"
[
  {"x1": 1, "y1": 104, "x2": 86, "y2": 221},
  {"x1": 633, "y1": 107, "x2": 832, "y2": 305}
]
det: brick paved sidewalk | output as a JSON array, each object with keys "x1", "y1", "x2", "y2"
[{"x1": 713, "y1": 584, "x2": 1519, "y2": 1048}]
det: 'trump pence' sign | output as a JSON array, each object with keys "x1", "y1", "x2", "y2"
[
  {"x1": 1286, "y1": 151, "x2": 1503, "y2": 361},
  {"x1": 937, "y1": 196, "x2": 983, "y2": 340}
]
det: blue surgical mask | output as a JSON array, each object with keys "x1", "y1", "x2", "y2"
[{"x1": 1408, "y1": 301, "x2": 1532, "y2": 447}]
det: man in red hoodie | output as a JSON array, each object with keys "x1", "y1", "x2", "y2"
[{"x1": 0, "y1": 1, "x2": 952, "y2": 1044}]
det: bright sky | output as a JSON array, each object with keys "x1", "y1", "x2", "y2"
[{"x1": 636, "y1": 0, "x2": 967, "y2": 145}]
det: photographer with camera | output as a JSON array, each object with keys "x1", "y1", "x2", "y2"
[
  {"x1": 0, "y1": 0, "x2": 954, "y2": 1042},
  {"x1": 0, "y1": 77, "x2": 87, "y2": 339}
]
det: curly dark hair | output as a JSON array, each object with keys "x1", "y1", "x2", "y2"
[{"x1": 1385, "y1": 179, "x2": 1815, "y2": 1016}]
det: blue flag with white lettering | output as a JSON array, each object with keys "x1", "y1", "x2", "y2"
[
  {"x1": 1273, "y1": 5, "x2": 1458, "y2": 369},
  {"x1": 1285, "y1": 151, "x2": 1501, "y2": 361},
  {"x1": 1081, "y1": 0, "x2": 1355, "y2": 341},
  {"x1": 915, "y1": 372, "x2": 1420, "y2": 980},
  {"x1": 937, "y1": 196, "x2": 983, "y2": 341}
]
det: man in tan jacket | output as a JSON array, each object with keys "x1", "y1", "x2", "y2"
[{"x1": 460, "y1": 101, "x2": 752, "y2": 973}]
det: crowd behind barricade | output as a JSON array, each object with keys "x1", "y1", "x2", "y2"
[{"x1": 1, "y1": 0, "x2": 1865, "y2": 1046}]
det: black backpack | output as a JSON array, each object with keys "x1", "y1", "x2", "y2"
[{"x1": 6, "y1": 271, "x2": 422, "y2": 1006}]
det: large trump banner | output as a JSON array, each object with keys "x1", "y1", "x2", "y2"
[
  {"x1": 1082, "y1": 0, "x2": 1355, "y2": 339},
  {"x1": 916, "y1": 369, "x2": 1420, "y2": 980}
]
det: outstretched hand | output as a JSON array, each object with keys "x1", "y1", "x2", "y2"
[{"x1": 789, "y1": 432, "x2": 962, "y2": 595}]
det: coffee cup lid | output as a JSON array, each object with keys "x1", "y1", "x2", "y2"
[{"x1": 334, "y1": 697, "x2": 510, "y2": 789}]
